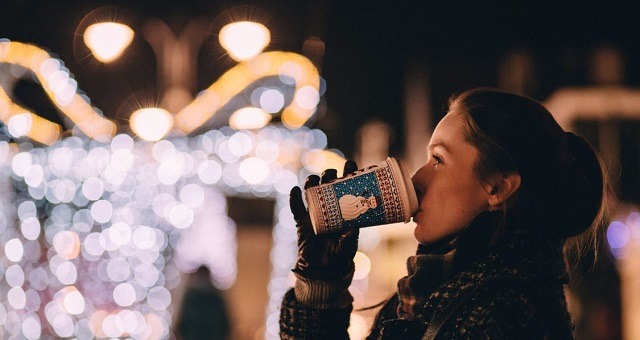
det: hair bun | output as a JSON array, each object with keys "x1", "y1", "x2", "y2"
[{"x1": 560, "y1": 132, "x2": 604, "y2": 237}]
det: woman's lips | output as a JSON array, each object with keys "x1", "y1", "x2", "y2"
[{"x1": 412, "y1": 210, "x2": 422, "y2": 222}]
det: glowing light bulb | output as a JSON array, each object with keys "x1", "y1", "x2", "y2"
[
  {"x1": 353, "y1": 251, "x2": 371, "y2": 280},
  {"x1": 219, "y1": 21, "x2": 270, "y2": 61},
  {"x1": 239, "y1": 157, "x2": 269, "y2": 184},
  {"x1": 229, "y1": 107, "x2": 271, "y2": 130},
  {"x1": 7, "y1": 113, "x2": 33, "y2": 137},
  {"x1": 84, "y1": 23, "x2": 134, "y2": 62},
  {"x1": 130, "y1": 108, "x2": 174, "y2": 142}
]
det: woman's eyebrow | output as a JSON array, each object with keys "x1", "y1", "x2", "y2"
[{"x1": 428, "y1": 142, "x2": 451, "y2": 153}]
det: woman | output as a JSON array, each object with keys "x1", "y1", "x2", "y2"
[{"x1": 280, "y1": 88, "x2": 605, "y2": 339}]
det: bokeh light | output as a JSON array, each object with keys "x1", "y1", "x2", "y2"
[
  {"x1": 83, "y1": 22, "x2": 134, "y2": 63},
  {"x1": 0, "y1": 41, "x2": 115, "y2": 142},
  {"x1": 0, "y1": 124, "x2": 337, "y2": 339},
  {"x1": 7, "y1": 113, "x2": 32, "y2": 138},
  {"x1": 130, "y1": 108, "x2": 174, "y2": 142},
  {"x1": 260, "y1": 89, "x2": 286, "y2": 113},
  {"x1": 219, "y1": 21, "x2": 271, "y2": 61},
  {"x1": 348, "y1": 313, "x2": 369, "y2": 340},
  {"x1": 353, "y1": 251, "x2": 372, "y2": 280},
  {"x1": 229, "y1": 107, "x2": 272, "y2": 130},
  {"x1": 608, "y1": 221, "x2": 630, "y2": 250}
]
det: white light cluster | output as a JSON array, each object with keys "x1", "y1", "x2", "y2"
[{"x1": 0, "y1": 125, "x2": 335, "y2": 339}]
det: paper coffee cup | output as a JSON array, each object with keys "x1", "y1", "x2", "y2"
[{"x1": 305, "y1": 157, "x2": 419, "y2": 234}]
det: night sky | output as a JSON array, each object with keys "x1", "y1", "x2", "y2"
[{"x1": 2, "y1": 0, "x2": 640, "y2": 157}]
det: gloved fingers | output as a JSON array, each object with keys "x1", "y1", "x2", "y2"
[
  {"x1": 289, "y1": 186, "x2": 308, "y2": 222},
  {"x1": 320, "y1": 169, "x2": 338, "y2": 184},
  {"x1": 304, "y1": 175, "x2": 320, "y2": 189},
  {"x1": 343, "y1": 160, "x2": 358, "y2": 176}
]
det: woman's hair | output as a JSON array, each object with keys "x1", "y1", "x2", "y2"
[{"x1": 448, "y1": 88, "x2": 606, "y2": 240}]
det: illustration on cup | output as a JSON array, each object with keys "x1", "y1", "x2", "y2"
[{"x1": 338, "y1": 192, "x2": 382, "y2": 220}]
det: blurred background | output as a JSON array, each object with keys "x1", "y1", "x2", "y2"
[{"x1": 0, "y1": 0, "x2": 639, "y2": 339}]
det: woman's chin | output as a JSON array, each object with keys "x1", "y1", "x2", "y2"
[{"x1": 413, "y1": 223, "x2": 430, "y2": 244}]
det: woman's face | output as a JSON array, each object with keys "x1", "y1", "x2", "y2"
[{"x1": 411, "y1": 111, "x2": 491, "y2": 244}]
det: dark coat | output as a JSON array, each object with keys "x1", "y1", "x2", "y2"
[{"x1": 280, "y1": 234, "x2": 574, "y2": 339}]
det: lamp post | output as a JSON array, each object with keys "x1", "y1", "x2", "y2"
[{"x1": 83, "y1": 17, "x2": 273, "y2": 141}]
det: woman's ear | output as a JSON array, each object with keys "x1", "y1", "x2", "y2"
[{"x1": 486, "y1": 172, "x2": 521, "y2": 211}]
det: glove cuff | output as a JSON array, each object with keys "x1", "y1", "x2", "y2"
[{"x1": 293, "y1": 269, "x2": 354, "y2": 309}]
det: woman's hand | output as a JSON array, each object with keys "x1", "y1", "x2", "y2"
[{"x1": 290, "y1": 160, "x2": 360, "y2": 280}]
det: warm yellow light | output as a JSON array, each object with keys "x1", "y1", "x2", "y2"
[
  {"x1": 348, "y1": 314, "x2": 369, "y2": 340},
  {"x1": 303, "y1": 149, "x2": 346, "y2": 176},
  {"x1": 84, "y1": 22, "x2": 134, "y2": 62},
  {"x1": 176, "y1": 51, "x2": 320, "y2": 133},
  {"x1": 0, "y1": 41, "x2": 114, "y2": 142},
  {"x1": 0, "y1": 87, "x2": 61, "y2": 145},
  {"x1": 219, "y1": 21, "x2": 270, "y2": 61},
  {"x1": 130, "y1": 108, "x2": 174, "y2": 142},
  {"x1": 353, "y1": 251, "x2": 372, "y2": 280},
  {"x1": 229, "y1": 107, "x2": 271, "y2": 130}
]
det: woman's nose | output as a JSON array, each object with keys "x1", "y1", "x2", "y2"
[
  {"x1": 411, "y1": 164, "x2": 428, "y2": 188},
  {"x1": 411, "y1": 164, "x2": 431, "y2": 199}
]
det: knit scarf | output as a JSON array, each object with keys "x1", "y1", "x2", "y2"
[
  {"x1": 396, "y1": 240, "x2": 457, "y2": 319},
  {"x1": 395, "y1": 212, "x2": 501, "y2": 320}
]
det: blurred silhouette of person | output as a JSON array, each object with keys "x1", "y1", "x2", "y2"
[{"x1": 174, "y1": 265, "x2": 231, "y2": 340}]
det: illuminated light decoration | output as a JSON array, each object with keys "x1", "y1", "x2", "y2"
[
  {"x1": 352, "y1": 251, "x2": 372, "y2": 280},
  {"x1": 303, "y1": 149, "x2": 347, "y2": 176},
  {"x1": 176, "y1": 51, "x2": 320, "y2": 132},
  {"x1": 0, "y1": 87, "x2": 61, "y2": 144},
  {"x1": 607, "y1": 220, "x2": 630, "y2": 258},
  {"x1": 259, "y1": 88, "x2": 286, "y2": 113},
  {"x1": 219, "y1": 21, "x2": 270, "y2": 61},
  {"x1": 348, "y1": 313, "x2": 370, "y2": 339},
  {"x1": 129, "y1": 108, "x2": 174, "y2": 141},
  {"x1": 83, "y1": 22, "x2": 135, "y2": 63},
  {"x1": 229, "y1": 107, "x2": 272, "y2": 130},
  {"x1": 0, "y1": 126, "x2": 334, "y2": 339},
  {"x1": 1, "y1": 42, "x2": 321, "y2": 145},
  {"x1": 7, "y1": 113, "x2": 31, "y2": 137},
  {"x1": 239, "y1": 156, "x2": 270, "y2": 184},
  {"x1": 0, "y1": 37, "x2": 326, "y2": 340},
  {"x1": 0, "y1": 41, "x2": 116, "y2": 141}
]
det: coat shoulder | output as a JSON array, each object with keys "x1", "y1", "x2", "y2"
[{"x1": 437, "y1": 278, "x2": 572, "y2": 339}]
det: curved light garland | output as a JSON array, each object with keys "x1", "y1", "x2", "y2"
[
  {"x1": 0, "y1": 40, "x2": 117, "y2": 142},
  {"x1": 0, "y1": 87, "x2": 61, "y2": 144},
  {"x1": 0, "y1": 40, "x2": 327, "y2": 339},
  {"x1": 0, "y1": 42, "x2": 320, "y2": 144},
  {"x1": 175, "y1": 51, "x2": 320, "y2": 133}
]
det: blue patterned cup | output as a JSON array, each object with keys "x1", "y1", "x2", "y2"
[{"x1": 305, "y1": 157, "x2": 418, "y2": 234}]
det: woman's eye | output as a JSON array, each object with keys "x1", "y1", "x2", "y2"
[{"x1": 432, "y1": 154, "x2": 443, "y2": 165}]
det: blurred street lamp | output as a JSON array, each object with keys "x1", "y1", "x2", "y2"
[
  {"x1": 219, "y1": 21, "x2": 271, "y2": 61},
  {"x1": 83, "y1": 22, "x2": 134, "y2": 62},
  {"x1": 82, "y1": 16, "x2": 273, "y2": 141},
  {"x1": 229, "y1": 107, "x2": 272, "y2": 130},
  {"x1": 129, "y1": 107, "x2": 174, "y2": 142}
]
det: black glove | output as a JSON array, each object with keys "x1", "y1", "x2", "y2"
[{"x1": 290, "y1": 160, "x2": 360, "y2": 280}]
